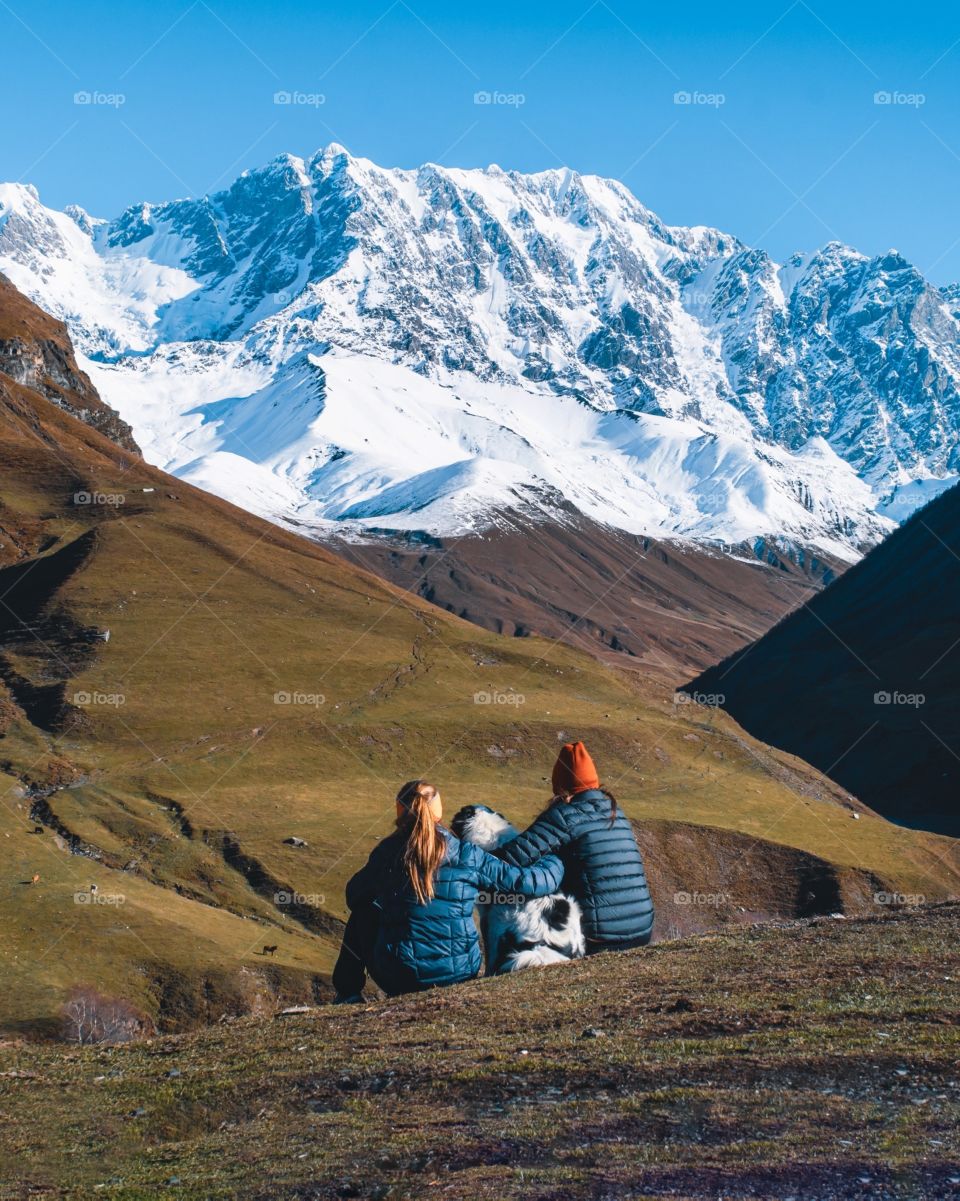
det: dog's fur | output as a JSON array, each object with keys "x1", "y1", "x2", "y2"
[{"x1": 451, "y1": 804, "x2": 585, "y2": 974}]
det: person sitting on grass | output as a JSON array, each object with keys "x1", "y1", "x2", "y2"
[
  {"x1": 332, "y1": 779, "x2": 564, "y2": 1001},
  {"x1": 495, "y1": 741, "x2": 654, "y2": 953}
]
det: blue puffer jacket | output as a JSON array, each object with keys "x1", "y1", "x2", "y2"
[
  {"x1": 497, "y1": 790, "x2": 654, "y2": 947},
  {"x1": 345, "y1": 829, "x2": 563, "y2": 995}
]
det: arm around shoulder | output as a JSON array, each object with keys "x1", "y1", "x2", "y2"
[
  {"x1": 475, "y1": 844, "x2": 564, "y2": 898},
  {"x1": 496, "y1": 804, "x2": 571, "y2": 867}
]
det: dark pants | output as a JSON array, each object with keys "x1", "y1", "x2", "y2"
[{"x1": 332, "y1": 903, "x2": 381, "y2": 997}]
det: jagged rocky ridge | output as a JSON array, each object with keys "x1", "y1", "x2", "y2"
[{"x1": 1, "y1": 147, "x2": 958, "y2": 559}]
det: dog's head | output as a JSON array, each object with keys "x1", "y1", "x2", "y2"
[{"x1": 450, "y1": 804, "x2": 518, "y2": 851}]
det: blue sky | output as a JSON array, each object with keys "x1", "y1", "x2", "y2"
[{"x1": 3, "y1": 0, "x2": 960, "y2": 281}]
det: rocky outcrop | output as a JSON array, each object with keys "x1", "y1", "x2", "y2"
[{"x1": 0, "y1": 273, "x2": 139, "y2": 453}]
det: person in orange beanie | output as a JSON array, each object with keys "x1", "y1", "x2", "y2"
[
  {"x1": 497, "y1": 740, "x2": 655, "y2": 952},
  {"x1": 552, "y1": 741, "x2": 601, "y2": 797}
]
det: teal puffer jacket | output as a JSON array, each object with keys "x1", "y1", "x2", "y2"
[
  {"x1": 497, "y1": 790, "x2": 654, "y2": 947},
  {"x1": 346, "y1": 829, "x2": 563, "y2": 994}
]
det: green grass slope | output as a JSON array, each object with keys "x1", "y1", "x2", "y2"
[
  {"x1": 0, "y1": 278, "x2": 958, "y2": 1038},
  {"x1": 2, "y1": 904, "x2": 958, "y2": 1199}
]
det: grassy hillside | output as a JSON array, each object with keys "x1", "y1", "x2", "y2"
[
  {"x1": 0, "y1": 277, "x2": 958, "y2": 1038},
  {"x1": 337, "y1": 516, "x2": 837, "y2": 676},
  {"x1": 2, "y1": 904, "x2": 958, "y2": 1199}
]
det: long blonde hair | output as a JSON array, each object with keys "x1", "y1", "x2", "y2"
[{"x1": 395, "y1": 780, "x2": 446, "y2": 904}]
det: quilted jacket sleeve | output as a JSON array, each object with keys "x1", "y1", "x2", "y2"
[
  {"x1": 472, "y1": 844, "x2": 564, "y2": 898},
  {"x1": 495, "y1": 803, "x2": 573, "y2": 868}
]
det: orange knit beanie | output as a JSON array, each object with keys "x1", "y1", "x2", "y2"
[{"x1": 551, "y1": 741, "x2": 600, "y2": 797}]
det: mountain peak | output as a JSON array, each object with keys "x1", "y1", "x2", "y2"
[
  {"x1": 0, "y1": 182, "x2": 41, "y2": 213},
  {"x1": 810, "y1": 239, "x2": 863, "y2": 262},
  {"x1": 311, "y1": 141, "x2": 353, "y2": 167},
  {"x1": 0, "y1": 149, "x2": 956, "y2": 560},
  {"x1": 873, "y1": 247, "x2": 913, "y2": 273},
  {"x1": 264, "y1": 150, "x2": 308, "y2": 175}
]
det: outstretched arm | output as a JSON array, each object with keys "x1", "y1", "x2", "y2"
[
  {"x1": 495, "y1": 804, "x2": 571, "y2": 868},
  {"x1": 474, "y1": 844, "x2": 564, "y2": 898}
]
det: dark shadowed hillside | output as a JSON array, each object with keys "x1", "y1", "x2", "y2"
[{"x1": 692, "y1": 484, "x2": 960, "y2": 836}]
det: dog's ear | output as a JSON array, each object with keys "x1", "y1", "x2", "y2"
[
  {"x1": 543, "y1": 897, "x2": 571, "y2": 931},
  {"x1": 450, "y1": 805, "x2": 476, "y2": 839}
]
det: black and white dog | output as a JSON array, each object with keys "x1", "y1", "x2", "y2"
[{"x1": 451, "y1": 804, "x2": 585, "y2": 975}]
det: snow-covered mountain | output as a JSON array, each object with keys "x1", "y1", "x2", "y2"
[{"x1": 2, "y1": 144, "x2": 959, "y2": 560}]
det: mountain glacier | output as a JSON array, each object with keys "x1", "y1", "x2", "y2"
[{"x1": 2, "y1": 144, "x2": 959, "y2": 560}]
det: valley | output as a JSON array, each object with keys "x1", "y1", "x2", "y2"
[
  {"x1": 338, "y1": 516, "x2": 838, "y2": 675},
  {"x1": 3, "y1": 6, "x2": 959, "y2": 1199},
  {"x1": 1, "y1": 275, "x2": 957, "y2": 1039}
]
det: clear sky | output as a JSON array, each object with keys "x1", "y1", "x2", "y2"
[{"x1": 3, "y1": 0, "x2": 960, "y2": 281}]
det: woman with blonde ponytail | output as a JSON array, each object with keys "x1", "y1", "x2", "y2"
[
  {"x1": 332, "y1": 779, "x2": 564, "y2": 1000},
  {"x1": 396, "y1": 780, "x2": 447, "y2": 903}
]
